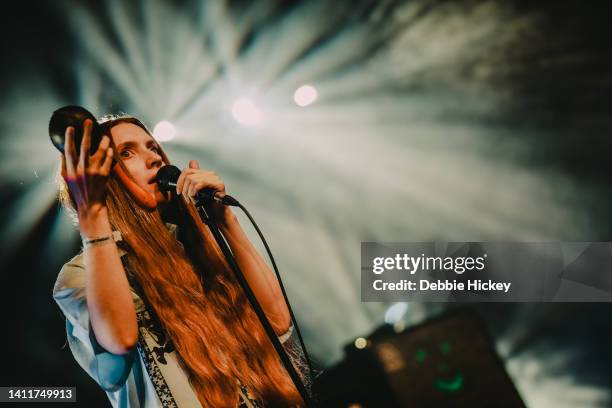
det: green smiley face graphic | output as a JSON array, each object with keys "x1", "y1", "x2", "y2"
[{"x1": 415, "y1": 341, "x2": 465, "y2": 393}]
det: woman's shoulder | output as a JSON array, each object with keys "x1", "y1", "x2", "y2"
[
  {"x1": 54, "y1": 252, "x2": 86, "y2": 296},
  {"x1": 55, "y1": 248, "x2": 126, "y2": 289}
]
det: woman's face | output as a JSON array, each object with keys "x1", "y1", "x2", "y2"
[{"x1": 110, "y1": 122, "x2": 169, "y2": 205}]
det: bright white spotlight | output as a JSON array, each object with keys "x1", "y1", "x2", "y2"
[
  {"x1": 231, "y1": 98, "x2": 262, "y2": 126},
  {"x1": 294, "y1": 84, "x2": 318, "y2": 107},
  {"x1": 153, "y1": 121, "x2": 176, "y2": 142},
  {"x1": 384, "y1": 302, "x2": 409, "y2": 324}
]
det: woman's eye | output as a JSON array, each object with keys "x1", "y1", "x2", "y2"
[
  {"x1": 120, "y1": 149, "x2": 132, "y2": 158},
  {"x1": 150, "y1": 146, "x2": 161, "y2": 153}
]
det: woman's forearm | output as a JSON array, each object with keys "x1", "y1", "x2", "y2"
[
  {"x1": 80, "y1": 207, "x2": 139, "y2": 354},
  {"x1": 219, "y1": 212, "x2": 291, "y2": 335}
]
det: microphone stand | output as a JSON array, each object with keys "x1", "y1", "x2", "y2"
[{"x1": 194, "y1": 197, "x2": 314, "y2": 407}]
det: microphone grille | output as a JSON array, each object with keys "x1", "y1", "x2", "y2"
[{"x1": 155, "y1": 165, "x2": 181, "y2": 192}]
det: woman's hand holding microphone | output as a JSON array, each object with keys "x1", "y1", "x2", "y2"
[{"x1": 175, "y1": 160, "x2": 234, "y2": 224}]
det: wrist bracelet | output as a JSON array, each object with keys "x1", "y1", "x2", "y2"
[
  {"x1": 81, "y1": 231, "x2": 122, "y2": 249},
  {"x1": 82, "y1": 235, "x2": 115, "y2": 249}
]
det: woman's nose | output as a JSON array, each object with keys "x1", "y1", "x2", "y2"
[{"x1": 146, "y1": 152, "x2": 162, "y2": 169}]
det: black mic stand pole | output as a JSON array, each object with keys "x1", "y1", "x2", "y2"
[{"x1": 194, "y1": 198, "x2": 314, "y2": 407}]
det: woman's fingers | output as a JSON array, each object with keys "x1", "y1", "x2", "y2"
[
  {"x1": 176, "y1": 164, "x2": 225, "y2": 198},
  {"x1": 187, "y1": 180, "x2": 197, "y2": 198},
  {"x1": 182, "y1": 171, "x2": 202, "y2": 197},
  {"x1": 176, "y1": 168, "x2": 196, "y2": 194},
  {"x1": 61, "y1": 122, "x2": 113, "y2": 212},
  {"x1": 64, "y1": 126, "x2": 77, "y2": 178},
  {"x1": 184, "y1": 161, "x2": 202, "y2": 196},
  {"x1": 188, "y1": 180, "x2": 213, "y2": 198},
  {"x1": 176, "y1": 171, "x2": 192, "y2": 203},
  {"x1": 100, "y1": 146, "x2": 114, "y2": 176},
  {"x1": 60, "y1": 154, "x2": 67, "y2": 179},
  {"x1": 79, "y1": 119, "x2": 92, "y2": 169},
  {"x1": 187, "y1": 173, "x2": 224, "y2": 198},
  {"x1": 90, "y1": 135, "x2": 110, "y2": 166}
]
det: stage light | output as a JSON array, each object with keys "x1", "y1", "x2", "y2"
[
  {"x1": 354, "y1": 337, "x2": 368, "y2": 349},
  {"x1": 231, "y1": 98, "x2": 262, "y2": 126},
  {"x1": 153, "y1": 121, "x2": 176, "y2": 141},
  {"x1": 384, "y1": 302, "x2": 409, "y2": 324},
  {"x1": 294, "y1": 85, "x2": 318, "y2": 107}
]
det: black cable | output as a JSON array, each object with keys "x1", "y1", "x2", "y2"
[
  {"x1": 197, "y1": 198, "x2": 315, "y2": 406},
  {"x1": 235, "y1": 202, "x2": 315, "y2": 380}
]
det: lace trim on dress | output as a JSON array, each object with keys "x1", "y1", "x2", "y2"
[{"x1": 136, "y1": 310, "x2": 178, "y2": 408}]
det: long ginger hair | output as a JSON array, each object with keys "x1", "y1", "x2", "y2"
[{"x1": 58, "y1": 115, "x2": 303, "y2": 407}]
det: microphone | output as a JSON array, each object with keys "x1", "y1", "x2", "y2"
[{"x1": 154, "y1": 165, "x2": 239, "y2": 206}]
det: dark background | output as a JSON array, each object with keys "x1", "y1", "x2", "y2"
[{"x1": 1, "y1": 0, "x2": 611, "y2": 407}]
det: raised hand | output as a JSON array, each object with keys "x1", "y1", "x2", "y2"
[{"x1": 61, "y1": 119, "x2": 114, "y2": 219}]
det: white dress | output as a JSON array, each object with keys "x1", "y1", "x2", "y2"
[{"x1": 53, "y1": 225, "x2": 310, "y2": 407}]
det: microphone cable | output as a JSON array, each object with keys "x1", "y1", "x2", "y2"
[
  {"x1": 232, "y1": 200, "x2": 315, "y2": 383},
  {"x1": 156, "y1": 166, "x2": 316, "y2": 392}
]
